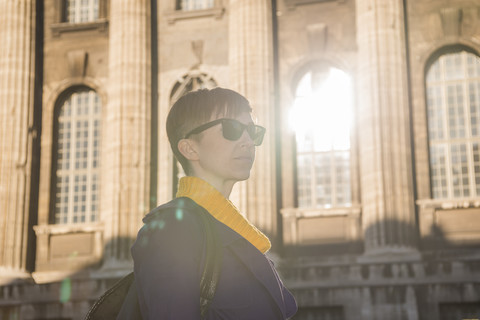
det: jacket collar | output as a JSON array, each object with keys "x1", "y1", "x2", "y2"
[{"x1": 213, "y1": 219, "x2": 287, "y2": 318}]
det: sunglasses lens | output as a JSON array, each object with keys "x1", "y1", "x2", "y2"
[
  {"x1": 250, "y1": 126, "x2": 265, "y2": 146},
  {"x1": 221, "y1": 119, "x2": 266, "y2": 146},
  {"x1": 222, "y1": 120, "x2": 244, "y2": 141}
]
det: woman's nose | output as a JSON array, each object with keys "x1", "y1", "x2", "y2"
[{"x1": 239, "y1": 129, "x2": 255, "y2": 147}]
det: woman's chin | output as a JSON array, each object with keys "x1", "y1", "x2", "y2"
[{"x1": 234, "y1": 171, "x2": 251, "y2": 182}]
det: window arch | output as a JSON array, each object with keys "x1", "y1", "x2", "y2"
[
  {"x1": 290, "y1": 66, "x2": 353, "y2": 208},
  {"x1": 170, "y1": 72, "x2": 217, "y2": 104},
  {"x1": 426, "y1": 47, "x2": 480, "y2": 199},
  {"x1": 169, "y1": 72, "x2": 217, "y2": 194},
  {"x1": 53, "y1": 88, "x2": 102, "y2": 224}
]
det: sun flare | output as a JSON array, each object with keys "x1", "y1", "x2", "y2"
[{"x1": 289, "y1": 68, "x2": 353, "y2": 152}]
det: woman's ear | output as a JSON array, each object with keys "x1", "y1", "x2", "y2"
[{"x1": 178, "y1": 139, "x2": 199, "y2": 161}]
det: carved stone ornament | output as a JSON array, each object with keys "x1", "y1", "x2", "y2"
[
  {"x1": 440, "y1": 7, "x2": 463, "y2": 37},
  {"x1": 67, "y1": 49, "x2": 88, "y2": 77},
  {"x1": 307, "y1": 23, "x2": 328, "y2": 54}
]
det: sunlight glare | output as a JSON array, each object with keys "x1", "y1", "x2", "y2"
[{"x1": 289, "y1": 68, "x2": 353, "y2": 152}]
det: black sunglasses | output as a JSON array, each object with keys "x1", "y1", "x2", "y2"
[{"x1": 185, "y1": 118, "x2": 266, "y2": 146}]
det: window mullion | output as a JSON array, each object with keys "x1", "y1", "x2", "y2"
[
  {"x1": 68, "y1": 94, "x2": 77, "y2": 225},
  {"x1": 440, "y1": 58, "x2": 454, "y2": 199},
  {"x1": 87, "y1": 93, "x2": 96, "y2": 223},
  {"x1": 463, "y1": 66, "x2": 476, "y2": 198},
  {"x1": 475, "y1": 80, "x2": 480, "y2": 197},
  {"x1": 310, "y1": 151, "x2": 316, "y2": 208},
  {"x1": 331, "y1": 150, "x2": 336, "y2": 207},
  {"x1": 89, "y1": 0, "x2": 94, "y2": 21},
  {"x1": 85, "y1": 117, "x2": 92, "y2": 224},
  {"x1": 75, "y1": 0, "x2": 81, "y2": 23}
]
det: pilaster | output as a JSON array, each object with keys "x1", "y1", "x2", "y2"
[
  {"x1": 356, "y1": 1, "x2": 418, "y2": 256},
  {"x1": 100, "y1": 0, "x2": 151, "y2": 269},
  {"x1": 228, "y1": 0, "x2": 277, "y2": 238},
  {"x1": 0, "y1": 0, "x2": 36, "y2": 278}
]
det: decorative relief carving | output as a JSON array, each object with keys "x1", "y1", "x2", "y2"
[
  {"x1": 307, "y1": 23, "x2": 328, "y2": 53},
  {"x1": 461, "y1": 6, "x2": 480, "y2": 35},
  {"x1": 440, "y1": 7, "x2": 462, "y2": 37},
  {"x1": 191, "y1": 40, "x2": 204, "y2": 69},
  {"x1": 67, "y1": 50, "x2": 88, "y2": 77}
]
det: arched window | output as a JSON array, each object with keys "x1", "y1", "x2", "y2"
[
  {"x1": 176, "y1": 0, "x2": 214, "y2": 11},
  {"x1": 290, "y1": 67, "x2": 353, "y2": 208},
  {"x1": 169, "y1": 72, "x2": 217, "y2": 194},
  {"x1": 426, "y1": 48, "x2": 480, "y2": 199},
  {"x1": 64, "y1": 0, "x2": 99, "y2": 23},
  {"x1": 170, "y1": 72, "x2": 217, "y2": 103},
  {"x1": 54, "y1": 89, "x2": 101, "y2": 224}
]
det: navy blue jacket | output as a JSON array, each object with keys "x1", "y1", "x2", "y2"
[{"x1": 131, "y1": 198, "x2": 297, "y2": 319}]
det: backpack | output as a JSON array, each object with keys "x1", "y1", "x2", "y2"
[{"x1": 84, "y1": 200, "x2": 222, "y2": 319}]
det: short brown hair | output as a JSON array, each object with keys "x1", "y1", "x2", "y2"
[{"x1": 166, "y1": 87, "x2": 252, "y2": 174}]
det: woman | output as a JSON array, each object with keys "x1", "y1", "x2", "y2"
[{"x1": 131, "y1": 88, "x2": 297, "y2": 319}]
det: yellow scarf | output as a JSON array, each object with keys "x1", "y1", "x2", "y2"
[{"x1": 176, "y1": 176, "x2": 271, "y2": 253}]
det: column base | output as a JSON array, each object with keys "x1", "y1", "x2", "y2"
[
  {"x1": 358, "y1": 247, "x2": 421, "y2": 264},
  {"x1": 0, "y1": 267, "x2": 33, "y2": 285},
  {"x1": 31, "y1": 270, "x2": 84, "y2": 284}
]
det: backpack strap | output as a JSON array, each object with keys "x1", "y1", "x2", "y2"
[
  {"x1": 197, "y1": 204, "x2": 223, "y2": 318},
  {"x1": 84, "y1": 272, "x2": 135, "y2": 320}
]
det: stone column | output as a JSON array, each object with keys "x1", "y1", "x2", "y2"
[
  {"x1": 0, "y1": 0, "x2": 36, "y2": 280},
  {"x1": 0, "y1": 0, "x2": 35, "y2": 280},
  {"x1": 101, "y1": 0, "x2": 151, "y2": 269},
  {"x1": 356, "y1": 1, "x2": 418, "y2": 256},
  {"x1": 228, "y1": 0, "x2": 276, "y2": 237}
]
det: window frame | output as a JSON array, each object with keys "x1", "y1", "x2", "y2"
[
  {"x1": 291, "y1": 67, "x2": 354, "y2": 209},
  {"x1": 51, "y1": 87, "x2": 102, "y2": 225},
  {"x1": 50, "y1": 0, "x2": 108, "y2": 36},
  {"x1": 425, "y1": 47, "x2": 480, "y2": 200},
  {"x1": 63, "y1": 0, "x2": 100, "y2": 24}
]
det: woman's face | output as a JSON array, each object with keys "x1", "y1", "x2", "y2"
[{"x1": 190, "y1": 111, "x2": 257, "y2": 192}]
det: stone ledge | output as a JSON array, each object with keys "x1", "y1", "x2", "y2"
[
  {"x1": 50, "y1": 19, "x2": 108, "y2": 37},
  {"x1": 165, "y1": 7, "x2": 225, "y2": 24},
  {"x1": 0, "y1": 268, "x2": 33, "y2": 286},
  {"x1": 33, "y1": 222, "x2": 104, "y2": 235},
  {"x1": 417, "y1": 198, "x2": 480, "y2": 209},
  {"x1": 287, "y1": 273, "x2": 480, "y2": 289},
  {"x1": 32, "y1": 270, "x2": 81, "y2": 284},
  {"x1": 280, "y1": 257, "x2": 480, "y2": 288},
  {"x1": 281, "y1": 205, "x2": 361, "y2": 218},
  {"x1": 358, "y1": 247, "x2": 421, "y2": 263},
  {"x1": 285, "y1": 0, "x2": 343, "y2": 10}
]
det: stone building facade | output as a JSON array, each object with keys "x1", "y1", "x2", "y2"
[{"x1": 1, "y1": 0, "x2": 480, "y2": 319}]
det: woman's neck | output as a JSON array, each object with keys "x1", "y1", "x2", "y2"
[{"x1": 190, "y1": 173, "x2": 235, "y2": 199}]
